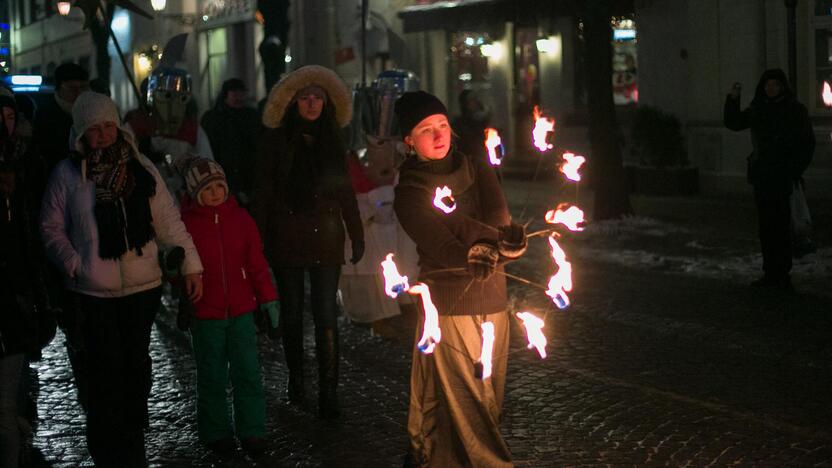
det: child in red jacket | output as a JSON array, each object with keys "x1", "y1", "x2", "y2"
[{"x1": 180, "y1": 158, "x2": 278, "y2": 458}]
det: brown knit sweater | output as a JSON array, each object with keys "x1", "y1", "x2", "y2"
[{"x1": 394, "y1": 149, "x2": 511, "y2": 316}]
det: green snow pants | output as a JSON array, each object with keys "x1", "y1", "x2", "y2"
[{"x1": 191, "y1": 312, "x2": 266, "y2": 443}]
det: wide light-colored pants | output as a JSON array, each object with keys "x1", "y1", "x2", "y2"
[{"x1": 407, "y1": 311, "x2": 513, "y2": 468}]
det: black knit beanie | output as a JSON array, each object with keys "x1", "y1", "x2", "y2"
[
  {"x1": 394, "y1": 91, "x2": 448, "y2": 139},
  {"x1": 54, "y1": 63, "x2": 89, "y2": 89}
]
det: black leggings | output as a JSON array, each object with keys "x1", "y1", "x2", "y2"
[{"x1": 275, "y1": 266, "x2": 341, "y2": 331}]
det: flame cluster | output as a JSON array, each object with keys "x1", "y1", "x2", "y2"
[
  {"x1": 532, "y1": 105, "x2": 556, "y2": 152},
  {"x1": 545, "y1": 203, "x2": 585, "y2": 232},
  {"x1": 433, "y1": 186, "x2": 456, "y2": 214},
  {"x1": 484, "y1": 128, "x2": 505, "y2": 166},
  {"x1": 410, "y1": 283, "x2": 442, "y2": 354}
]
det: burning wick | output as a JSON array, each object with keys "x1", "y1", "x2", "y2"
[
  {"x1": 474, "y1": 321, "x2": 495, "y2": 379},
  {"x1": 823, "y1": 81, "x2": 832, "y2": 107},
  {"x1": 532, "y1": 105, "x2": 556, "y2": 152},
  {"x1": 544, "y1": 203, "x2": 585, "y2": 232},
  {"x1": 546, "y1": 235, "x2": 573, "y2": 309},
  {"x1": 484, "y1": 128, "x2": 505, "y2": 166},
  {"x1": 560, "y1": 152, "x2": 586, "y2": 182},
  {"x1": 433, "y1": 186, "x2": 457, "y2": 214},
  {"x1": 380, "y1": 253, "x2": 409, "y2": 298},
  {"x1": 409, "y1": 283, "x2": 442, "y2": 354},
  {"x1": 516, "y1": 312, "x2": 547, "y2": 358}
]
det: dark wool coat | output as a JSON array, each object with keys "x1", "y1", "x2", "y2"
[
  {"x1": 181, "y1": 196, "x2": 277, "y2": 320},
  {"x1": 0, "y1": 139, "x2": 49, "y2": 357},
  {"x1": 253, "y1": 126, "x2": 363, "y2": 267},
  {"x1": 201, "y1": 104, "x2": 263, "y2": 196},
  {"x1": 724, "y1": 68, "x2": 815, "y2": 196},
  {"x1": 394, "y1": 149, "x2": 511, "y2": 316},
  {"x1": 33, "y1": 96, "x2": 74, "y2": 174}
]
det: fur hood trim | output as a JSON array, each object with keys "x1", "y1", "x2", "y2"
[{"x1": 262, "y1": 65, "x2": 352, "y2": 128}]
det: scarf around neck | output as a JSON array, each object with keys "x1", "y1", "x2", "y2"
[{"x1": 86, "y1": 136, "x2": 157, "y2": 259}]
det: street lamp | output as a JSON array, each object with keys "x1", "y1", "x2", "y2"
[
  {"x1": 151, "y1": 0, "x2": 167, "y2": 11},
  {"x1": 57, "y1": 1, "x2": 71, "y2": 16}
]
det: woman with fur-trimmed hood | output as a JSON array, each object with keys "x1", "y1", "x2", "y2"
[{"x1": 254, "y1": 65, "x2": 364, "y2": 419}]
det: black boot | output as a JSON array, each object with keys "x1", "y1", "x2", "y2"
[
  {"x1": 282, "y1": 327, "x2": 305, "y2": 405},
  {"x1": 316, "y1": 327, "x2": 340, "y2": 419}
]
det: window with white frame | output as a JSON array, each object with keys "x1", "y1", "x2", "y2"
[{"x1": 811, "y1": 0, "x2": 832, "y2": 112}]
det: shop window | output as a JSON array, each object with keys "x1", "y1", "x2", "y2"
[
  {"x1": 815, "y1": 0, "x2": 832, "y2": 16},
  {"x1": 611, "y1": 16, "x2": 637, "y2": 105},
  {"x1": 205, "y1": 28, "x2": 228, "y2": 106},
  {"x1": 449, "y1": 32, "x2": 493, "y2": 106},
  {"x1": 812, "y1": 2, "x2": 832, "y2": 112},
  {"x1": 574, "y1": 15, "x2": 638, "y2": 110}
]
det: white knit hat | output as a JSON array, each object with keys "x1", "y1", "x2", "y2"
[{"x1": 71, "y1": 91, "x2": 120, "y2": 143}]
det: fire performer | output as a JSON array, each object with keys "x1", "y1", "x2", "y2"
[
  {"x1": 393, "y1": 91, "x2": 527, "y2": 467},
  {"x1": 254, "y1": 65, "x2": 364, "y2": 419}
]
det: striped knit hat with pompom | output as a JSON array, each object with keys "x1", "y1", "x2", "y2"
[{"x1": 183, "y1": 157, "x2": 228, "y2": 204}]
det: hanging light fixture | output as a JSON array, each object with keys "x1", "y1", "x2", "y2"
[
  {"x1": 57, "y1": 1, "x2": 72, "y2": 16},
  {"x1": 151, "y1": 0, "x2": 167, "y2": 11}
]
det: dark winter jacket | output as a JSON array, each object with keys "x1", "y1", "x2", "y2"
[
  {"x1": 724, "y1": 68, "x2": 815, "y2": 195},
  {"x1": 181, "y1": 196, "x2": 277, "y2": 320},
  {"x1": 394, "y1": 149, "x2": 510, "y2": 316},
  {"x1": 0, "y1": 136, "x2": 50, "y2": 357},
  {"x1": 200, "y1": 99, "x2": 263, "y2": 197},
  {"x1": 253, "y1": 126, "x2": 363, "y2": 267},
  {"x1": 33, "y1": 95, "x2": 74, "y2": 175}
]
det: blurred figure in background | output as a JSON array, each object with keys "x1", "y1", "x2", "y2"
[{"x1": 201, "y1": 79, "x2": 262, "y2": 206}]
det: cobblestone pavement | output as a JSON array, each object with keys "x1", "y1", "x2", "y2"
[{"x1": 26, "y1": 177, "x2": 832, "y2": 467}]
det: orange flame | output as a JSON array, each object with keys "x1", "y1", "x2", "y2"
[
  {"x1": 516, "y1": 311, "x2": 547, "y2": 358},
  {"x1": 532, "y1": 105, "x2": 555, "y2": 152},
  {"x1": 380, "y1": 253, "x2": 409, "y2": 298},
  {"x1": 484, "y1": 128, "x2": 504, "y2": 166},
  {"x1": 433, "y1": 186, "x2": 456, "y2": 214},
  {"x1": 560, "y1": 152, "x2": 586, "y2": 182},
  {"x1": 409, "y1": 283, "x2": 442, "y2": 354},
  {"x1": 475, "y1": 321, "x2": 495, "y2": 379},
  {"x1": 544, "y1": 203, "x2": 585, "y2": 232},
  {"x1": 823, "y1": 82, "x2": 832, "y2": 107},
  {"x1": 546, "y1": 235, "x2": 572, "y2": 309}
]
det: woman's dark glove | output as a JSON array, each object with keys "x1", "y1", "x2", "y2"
[
  {"x1": 176, "y1": 297, "x2": 194, "y2": 331},
  {"x1": 467, "y1": 242, "x2": 499, "y2": 280},
  {"x1": 498, "y1": 223, "x2": 528, "y2": 259},
  {"x1": 350, "y1": 240, "x2": 365, "y2": 264}
]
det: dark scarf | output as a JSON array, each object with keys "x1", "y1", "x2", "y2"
[{"x1": 85, "y1": 136, "x2": 156, "y2": 259}]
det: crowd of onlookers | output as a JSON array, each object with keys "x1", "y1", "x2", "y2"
[
  {"x1": 0, "y1": 62, "x2": 292, "y2": 466},
  {"x1": 0, "y1": 51, "x2": 529, "y2": 466}
]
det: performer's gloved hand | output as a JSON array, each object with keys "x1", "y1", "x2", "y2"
[
  {"x1": 260, "y1": 301, "x2": 281, "y2": 340},
  {"x1": 350, "y1": 240, "x2": 365, "y2": 265},
  {"x1": 467, "y1": 242, "x2": 499, "y2": 280},
  {"x1": 498, "y1": 223, "x2": 527, "y2": 259}
]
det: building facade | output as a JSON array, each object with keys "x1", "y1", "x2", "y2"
[
  {"x1": 638, "y1": 0, "x2": 831, "y2": 195},
  {"x1": 6, "y1": 0, "x2": 828, "y2": 196}
]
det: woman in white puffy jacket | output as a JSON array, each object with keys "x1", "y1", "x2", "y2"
[{"x1": 39, "y1": 92, "x2": 203, "y2": 467}]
